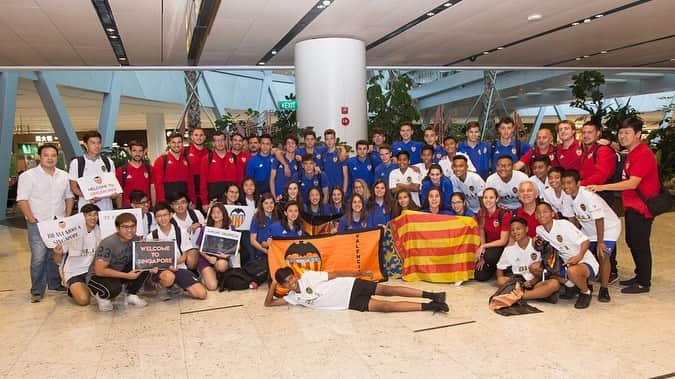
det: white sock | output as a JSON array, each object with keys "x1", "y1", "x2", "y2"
[{"x1": 565, "y1": 280, "x2": 575, "y2": 288}]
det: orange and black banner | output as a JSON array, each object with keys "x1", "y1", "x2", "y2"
[{"x1": 300, "y1": 213, "x2": 341, "y2": 236}]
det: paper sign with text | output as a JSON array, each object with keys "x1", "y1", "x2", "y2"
[
  {"x1": 76, "y1": 172, "x2": 122, "y2": 200},
  {"x1": 132, "y1": 240, "x2": 177, "y2": 271},
  {"x1": 99, "y1": 208, "x2": 144, "y2": 239},
  {"x1": 200, "y1": 226, "x2": 241, "y2": 256},
  {"x1": 37, "y1": 213, "x2": 86, "y2": 249}
]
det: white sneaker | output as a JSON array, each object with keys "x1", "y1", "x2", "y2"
[
  {"x1": 125, "y1": 294, "x2": 148, "y2": 307},
  {"x1": 95, "y1": 294, "x2": 113, "y2": 312},
  {"x1": 454, "y1": 281, "x2": 464, "y2": 287}
]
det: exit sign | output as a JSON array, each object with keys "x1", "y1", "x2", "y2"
[{"x1": 278, "y1": 100, "x2": 297, "y2": 111}]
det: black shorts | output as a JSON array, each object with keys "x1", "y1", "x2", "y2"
[
  {"x1": 151, "y1": 269, "x2": 200, "y2": 290},
  {"x1": 66, "y1": 273, "x2": 87, "y2": 298},
  {"x1": 348, "y1": 279, "x2": 377, "y2": 312}
]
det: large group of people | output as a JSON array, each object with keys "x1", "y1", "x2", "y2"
[{"x1": 16, "y1": 114, "x2": 661, "y2": 313}]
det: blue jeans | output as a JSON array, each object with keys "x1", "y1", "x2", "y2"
[{"x1": 27, "y1": 222, "x2": 62, "y2": 295}]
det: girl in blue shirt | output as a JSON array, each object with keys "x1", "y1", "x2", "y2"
[
  {"x1": 352, "y1": 179, "x2": 370, "y2": 207},
  {"x1": 327, "y1": 186, "x2": 345, "y2": 216},
  {"x1": 303, "y1": 187, "x2": 329, "y2": 217},
  {"x1": 421, "y1": 187, "x2": 453, "y2": 215},
  {"x1": 266, "y1": 201, "x2": 304, "y2": 241},
  {"x1": 369, "y1": 179, "x2": 393, "y2": 226},
  {"x1": 392, "y1": 189, "x2": 420, "y2": 218},
  {"x1": 449, "y1": 192, "x2": 477, "y2": 218},
  {"x1": 250, "y1": 193, "x2": 278, "y2": 258},
  {"x1": 338, "y1": 194, "x2": 373, "y2": 232},
  {"x1": 420, "y1": 163, "x2": 453, "y2": 209}
]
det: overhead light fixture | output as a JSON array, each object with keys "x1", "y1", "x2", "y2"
[
  {"x1": 482, "y1": 51, "x2": 489, "y2": 55},
  {"x1": 119, "y1": 57, "x2": 127, "y2": 61},
  {"x1": 258, "y1": 62, "x2": 265, "y2": 65},
  {"x1": 443, "y1": 2, "x2": 452, "y2": 7},
  {"x1": 583, "y1": 55, "x2": 590, "y2": 58},
  {"x1": 271, "y1": 50, "x2": 277, "y2": 55},
  {"x1": 670, "y1": 58, "x2": 675, "y2": 61},
  {"x1": 316, "y1": 4, "x2": 324, "y2": 8},
  {"x1": 427, "y1": 12, "x2": 435, "y2": 16},
  {"x1": 109, "y1": 35, "x2": 119, "y2": 39},
  {"x1": 527, "y1": 14, "x2": 543, "y2": 22},
  {"x1": 616, "y1": 72, "x2": 665, "y2": 77},
  {"x1": 322, "y1": 0, "x2": 331, "y2": 5},
  {"x1": 575, "y1": 57, "x2": 582, "y2": 61},
  {"x1": 105, "y1": 27, "x2": 116, "y2": 32},
  {"x1": 543, "y1": 88, "x2": 568, "y2": 92},
  {"x1": 497, "y1": 46, "x2": 504, "y2": 50},
  {"x1": 571, "y1": 22, "x2": 580, "y2": 26},
  {"x1": 600, "y1": 50, "x2": 608, "y2": 54},
  {"x1": 91, "y1": 0, "x2": 129, "y2": 66},
  {"x1": 595, "y1": 14, "x2": 604, "y2": 18},
  {"x1": 525, "y1": 92, "x2": 542, "y2": 96},
  {"x1": 583, "y1": 18, "x2": 591, "y2": 23},
  {"x1": 604, "y1": 78, "x2": 628, "y2": 83}
]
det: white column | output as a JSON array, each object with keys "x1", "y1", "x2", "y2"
[
  {"x1": 146, "y1": 113, "x2": 166, "y2": 161},
  {"x1": 294, "y1": 38, "x2": 367, "y2": 148}
]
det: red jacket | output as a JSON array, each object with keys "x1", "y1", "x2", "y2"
[
  {"x1": 518, "y1": 145, "x2": 559, "y2": 170},
  {"x1": 556, "y1": 139, "x2": 583, "y2": 171},
  {"x1": 116, "y1": 162, "x2": 152, "y2": 207},
  {"x1": 580, "y1": 143, "x2": 616, "y2": 186},
  {"x1": 185, "y1": 144, "x2": 209, "y2": 196},
  {"x1": 199, "y1": 151, "x2": 230, "y2": 205},
  {"x1": 152, "y1": 152, "x2": 195, "y2": 204},
  {"x1": 223, "y1": 151, "x2": 251, "y2": 186}
]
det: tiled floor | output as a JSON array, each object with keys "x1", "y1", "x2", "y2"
[{"x1": 1, "y1": 214, "x2": 674, "y2": 379}]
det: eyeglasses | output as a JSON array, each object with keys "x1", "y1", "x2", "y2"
[
  {"x1": 133, "y1": 200, "x2": 149, "y2": 205},
  {"x1": 119, "y1": 224, "x2": 136, "y2": 229}
]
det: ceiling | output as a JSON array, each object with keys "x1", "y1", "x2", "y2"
[{"x1": 0, "y1": 0, "x2": 673, "y2": 67}]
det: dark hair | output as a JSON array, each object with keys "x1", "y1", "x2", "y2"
[
  {"x1": 303, "y1": 129, "x2": 317, "y2": 138},
  {"x1": 399, "y1": 123, "x2": 412, "y2": 130},
  {"x1": 582, "y1": 121, "x2": 601, "y2": 131},
  {"x1": 324, "y1": 129, "x2": 336, "y2": 137},
  {"x1": 496, "y1": 155, "x2": 514, "y2": 163},
  {"x1": 167, "y1": 132, "x2": 183, "y2": 142},
  {"x1": 392, "y1": 189, "x2": 419, "y2": 218},
  {"x1": 255, "y1": 193, "x2": 279, "y2": 227},
  {"x1": 82, "y1": 131, "x2": 102, "y2": 144},
  {"x1": 548, "y1": 166, "x2": 564, "y2": 177},
  {"x1": 129, "y1": 190, "x2": 148, "y2": 204},
  {"x1": 371, "y1": 127, "x2": 385, "y2": 137},
  {"x1": 421, "y1": 144, "x2": 435, "y2": 154},
  {"x1": 619, "y1": 117, "x2": 643, "y2": 133},
  {"x1": 452, "y1": 154, "x2": 468, "y2": 163},
  {"x1": 281, "y1": 201, "x2": 302, "y2": 231},
  {"x1": 343, "y1": 194, "x2": 368, "y2": 229},
  {"x1": 510, "y1": 216, "x2": 528, "y2": 226},
  {"x1": 301, "y1": 153, "x2": 315, "y2": 163},
  {"x1": 241, "y1": 177, "x2": 259, "y2": 204},
  {"x1": 423, "y1": 163, "x2": 444, "y2": 183},
  {"x1": 396, "y1": 150, "x2": 410, "y2": 159},
  {"x1": 465, "y1": 121, "x2": 480, "y2": 133},
  {"x1": 424, "y1": 126, "x2": 436, "y2": 133},
  {"x1": 328, "y1": 186, "x2": 345, "y2": 215},
  {"x1": 153, "y1": 202, "x2": 173, "y2": 215},
  {"x1": 275, "y1": 267, "x2": 294, "y2": 284},
  {"x1": 80, "y1": 203, "x2": 100, "y2": 215},
  {"x1": 189, "y1": 127, "x2": 205, "y2": 135},
  {"x1": 38, "y1": 143, "x2": 58, "y2": 155},
  {"x1": 168, "y1": 192, "x2": 189, "y2": 204},
  {"x1": 483, "y1": 187, "x2": 500, "y2": 200},
  {"x1": 531, "y1": 155, "x2": 551, "y2": 166},
  {"x1": 355, "y1": 139, "x2": 369, "y2": 149},
  {"x1": 536, "y1": 201, "x2": 554, "y2": 212},
  {"x1": 285, "y1": 135, "x2": 299, "y2": 145},
  {"x1": 423, "y1": 187, "x2": 446, "y2": 211},
  {"x1": 496, "y1": 116, "x2": 515, "y2": 130},
  {"x1": 212, "y1": 131, "x2": 226, "y2": 139},
  {"x1": 128, "y1": 140, "x2": 146, "y2": 149},
  {"x1": 369, "y1": 179, "x2": 393, "y2": 216},
  {"x1": 224, "y1": 183, "x2": 243, "y2": 205},
  {"x1": 114, "y1": 212, "x2": 137, "y2": 228},
  {"x1": 260, "y1": 134, "x2": 273, "y2": 143},
  {"x1": 378, "y1": 143, "x2": 391, "y2": 152},
  {"x1": 281, "y1": 181, "x2": 302, "y2": 205},
  {"x1": 561, "y1": 169, "x2": 581, "y2": 183},
  {"x1": 231, "y1": 132, "x2": 244, "y2": 140},
  {"x1": 304, "y1": 187, "x2": 324, "y2": 212},
  {"x1": 206, "y1": 202, "x2": 230, "y2": 229},
  {"x1": 443, "y1": 135, "x2": 458, "y2": 144},
  {"x1": 248, "y1": 135, "x2": 259, "y2": 143}
]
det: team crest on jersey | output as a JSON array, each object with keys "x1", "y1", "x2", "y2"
[
  {"x1": 483, "y1": 147, "x2": 488, "y2": 154},
  {"x1": 313, "y1": 179, "x2": 319, "y2": 187},
  {"x1": 100, "y1": 165, "x2": 106, "y2": 171},
  {"x1": 549, "y1": 154, "x2": 555, "y2": 161},
  {"x1": 512, "y1": 187, "x2": 518, "y2": 193},
  {"x1": 469, "y1": 186, "x2": 474, "y2": 191},
  {"x1": 587, "y1": 153, "x2": 593, "y2": 159},
  {"x1": 530, "y1": 253, "x2": 538, "y2": 260},
  {"x1": 316, "y1": 154, "x2": 322, "y2": 159},
  {"x1": 143, "y1": 172, "x2": 149, "y2": 179},
  {"x1": 229, "y1": 157, "x2": 234, "y2": 163},
  {"x1": 556, "y1": 235, "x2": 563, "y2": 243},
  {"x1": 580, "y1": 204, "x2": 587, "y2": 211},
  {"x1": 126, "y1": 174, "x2": 132, "y2": 179},
  {"x1": 406, "y1": 176, "x2": 412, "y2": 183},
  {"x1": 493, "y1": 219, "x2": 500, "y2": 227},
  {"x1": 306, "y1": 287, "x2": 313, "y2": 294},
  {"x1": 242, "y1": 157, "x2": 247, "y2": 163},
  {"x1": 511, "y1": 148, "x2": 517, "y2": 155},
  {"x1": 258, "y1": 163, "x2": 263, "y2": 168},
  {"x1": 333, "y1": 156, "x2": 338, "y2": 163},
  {"x1": 576, "y1": 149, "x2": 582, "y2": 156},
  {"x1": 367, "y1": 165, "x2": 372, "y2": 170}
]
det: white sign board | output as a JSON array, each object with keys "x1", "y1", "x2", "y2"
[
  {"x1": 76, "y1": 172, "x2": 122, "y2": 200},
  {"x1": 37, "y1": 213, "x2": 86, "y2": 249},
  {"x1": 98, "y1": 208, "x2": 144, "y2": 239}
]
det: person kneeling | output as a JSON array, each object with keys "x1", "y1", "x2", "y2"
[
  {"x1": 496, "y1": 217, "x2": 559, "y2": 303},
  {"x1": 265, "y1": 268, "x2": 448, "y2": 313}
]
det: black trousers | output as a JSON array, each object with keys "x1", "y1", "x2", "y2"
[
  {"x1": 475, "y1": 246, "x2": 504, "y2": 282},
  {"x1": 87, "y1": 271, "x2": 150, "y2": 299},
  {"x1": 624, "y1": 209, "x2": 653, "y2": 287}
]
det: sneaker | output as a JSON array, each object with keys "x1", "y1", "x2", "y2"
[
  {"x1": 560, "y1": 286, "x2": 579, "y2": 300},
  {"x1": 95, "y1": 294, "x2": 113, "y2": 312},
  {"x1": 49, "y1": 285, "x2": 67, "y2": 292},
  {"x1": 542, "y1": 291, "x2": 559, "y2": 304},
  {"x1": 125, "y1": 294, "x2": 148, "y2": 307},
  {"x1": 454, "y1": 281, "x2": 464, "y2": 287},
  {"x1": 598, "y1": 287, "x2": 611, "y2": 303},
  {"x1": 619, "y1": 276, "x2": 638, "y2": 286},
  {"x1": 167, "y1": 285, "x2": 182, "y2": 297},
  {"x1": 575, "y1": 291, "x2": 592, "y2": 309},
  {"x1": 30, "y1": 293, "x2": 43, "y2": 303},
  {"x1": 430, "y1": 291, "x2": 446, "y2": 304},
  {"x1": 608, "y1": 273, "x2": 619, "y2": 285},
  {"x1": 620, "y1": 284, "x2": 650, "y2": 294},
  {"x1": 423, "y1": 301, "x2": 449, "y2": 313}
]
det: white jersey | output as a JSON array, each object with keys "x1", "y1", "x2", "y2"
[
  {"x1": 496, "y1": 238, "x2": 540, "y2": 281},
  {"x1": 570, "y1": 187, "x2": 621, "y2": 241},
  {"x1": 146, "y1": 225, "x2": 194, "y2": 269},
  {"x1": 485, "y1": 170, "x2": 529, "y2": 210},
  {"x1": 542, "y1": 187, "x2": 574, "y2": 217},
  {"x1": 413, "y1": 163, "x2": 431, "y2": 179},
  {"x1": 283, "y1": 271, "x2": 356, "y2": 310},
  {"x1": 173, "y1": 211, "x2": 205, "y2": 246},
  {"x1": 389, "y1": 168, "x2": 421, "y2": 206},
  {"x1": 63, "y1": 226, "x2": 100, "y2": 281},
  {"x1": 450, "y1": 172, "x2": 485, "y2": 213},
  {"x1": 536, "y1": 219, "x2": 599, "y2": 274},
  {"x1": 529, "y1": 175, "x2": 548, "y2": 199},
  {"x1": 68, "y1": 155, "x2": 116, "y2": 211},
  {"x1": 438, "y1": 152, "x2": 476, "y2": 178}
]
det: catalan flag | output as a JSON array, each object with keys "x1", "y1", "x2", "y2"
[{"x1": 389, "y1": 210, "x2": 480, "y2": 283}]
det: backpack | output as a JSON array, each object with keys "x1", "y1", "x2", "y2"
[
  {"x1": 120, "y1": 162, "x2": 151, "y2": 188},
  {"x1": 243, "y1": 256, "x2": 269, "y2": 285},
  {"x1": 75, "y1": 155, "x2": 112, "y2": 178},
  {"x1": 218, "y1": 268, "x2": 254, "y2": 291},
  {"x1": 592, "y1": 145, "x2": 625, "y2": 185},
  {"x1": 152, "y1": 219, "x2": 183, "y2": 254},
  {"x1": 187, "y1": 208, "x2": 199, "y2": 224}
]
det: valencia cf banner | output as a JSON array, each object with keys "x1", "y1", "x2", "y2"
[
  {"x1": 268, "y1": 227, "x2": 385, "y2": 284},
  {"x1": 300, "y1": 213, "x2": 341, "y2": 236},
  {"x1": 389, "y1": 210, "x2": 480, "y2": 283}
]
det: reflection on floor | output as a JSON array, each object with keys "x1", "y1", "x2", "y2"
[{"x1": 1, "y1": 214, "x2": 674, "y2": 379}]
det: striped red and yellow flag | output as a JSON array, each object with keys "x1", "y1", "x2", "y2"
[{"x1": 390, "y1": 210, "x2": 480, "y2": 283}]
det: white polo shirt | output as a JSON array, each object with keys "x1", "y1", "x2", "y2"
[
  {"x1": 438, "y1": 152, "x2": 476, "y2": 177},
  {"x1": 569, "y1": 187, "x2": 621, "y2": 241},
  {"x1": 173, "y1": 211, "x2": 205, "y2": 246},
  {"x1": 389, "y1": 167, "x2": 421, "y2": 206},
  {"x1": 529, "y1": 175, "x2": 549, "y2": 200},
  {"x1": 542, "y1": 187, "x2": 574, "y2": 217},
  {"x1": 68, "y1": 155, "x2": 116, "y2": 211},
  {"x1": 536, "y1": 219, "x2": 599, "y2": 274},
  {"x1": 485, "y1": 170, "x2": 529, "y2": 210},
  {"x1": 450, "y1": 172, "x2": 485, "y2": 213},
  {"x1": 412, "y1": 163, "x2": 430, "y2": 179},
  {"x1": 496, "y1": 238, "x2": 540, "y2": 281},
  {"x1": 283, "y1": 271, "x2": 355, "y2": 310},
  {"x1": 16, "y1": 165, "x2": 73, "y2": 222}
]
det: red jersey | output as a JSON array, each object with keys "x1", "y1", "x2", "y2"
[
  {"x1": 223, "y1": 151, "x2": 251, "y2": 186},
  {"x1": 580, "y1": 143, "x2": 616, "y2": 186},
  {"x1": 518, "y1": 146, "x2": 558, "y2": 170},
  {"x1": 116, "y1": 162, "x2": 152, "y2": 207},
  {"x1": 480, "y1": 207, "x2": 512, "y2": 243},
  {"x1": 622, "y1": 143, "x2": 660, "y2": 218},
  {"x1": 556, "y1": 139, "x2": 583, "y2": 171},
  {"x1": 199, "y1": 151, "x2": 230, "y2": 205},
  {"x1": 516, "y1": 207, "x2": 539, "y2": 238},
  {"x1": 152, "y1": 152, "x2": 195, "y2": 204},
  {"x1": 185, "y1": 144, "x2": 209, "y2": 197}
]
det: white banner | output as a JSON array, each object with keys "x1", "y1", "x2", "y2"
[
  {"x1": 37, "y1": 213, "x2": 86, "y2": 249},
  {"x1": 98, "y1": 208, "x2": 144, "y2": 239},
  {"x1": 224, "y1": 205, "x2": 255, "y2": 231},
  {"x1": 76, "y1": 172, "x2": 122, "y2": 200},
  {"x1": 200, "y1": 226, "x2": 241, "y2": 257}
]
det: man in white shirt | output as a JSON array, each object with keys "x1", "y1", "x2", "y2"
[
  {"x1": 529, "y1": 156, "x2": 550, "y2": 199},
  {"x1": 412, "y1": 145, "x2": 434, "y2": 179},
  {"x1": 389, "y1": 151, "x2": 422, "y2": 206},
  {"x1": 17, "y1": 144, "x2": 74, "y2": 303},
  {"x1": 265, "y1": 267, "x2": 448, "y2": 312},
  {"x1": 485, "y1": 156, "x2": 529, "y2": 210},
  {"x1": 450, "y1": 155, "x2": 485, "y2": 213},
  {"x1": 535, "y1": 202, "x2": 599, "y2": 309},
  {"x1": 68, "y1": 131, "x2": 118, "y2": 211},
  {"x1": 438, "y1": 136, "x2": 476, "y2": 177},
  {"x1": 169, "y1": 192, "x2": 205, "y2": 250},
  {"x1": 543, "y1": 167, "x2": 574, "y2": 217},
  {"x1": 562, "y1": 169, "x2": 621, "y2": 303},
  {"x1": 129, "y1": 190, "x2": 157, "y2": 236}
]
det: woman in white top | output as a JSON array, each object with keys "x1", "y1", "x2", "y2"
[{"x1": 55, "y1": 203, "x2": 101, "y2": 306}]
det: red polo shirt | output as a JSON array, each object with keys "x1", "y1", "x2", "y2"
[
  {"x1": 516, "y1": 207, "x2": 539, "y2": 238},
  {"x1": 116, "y1": 162, "x2": 152, "y2": 207},
  {"x1": 622, "y1": 143, "x2": 660, "y2": 218},
  {"x1": 518, "y1": 145, "x2": 559, "y2": 170},
  {"x1": 479, "y1": 207, "x2": 512, "y2": 242},
  {"x1": 186, "y1": 144, "x2": 209, "y2": 196},
  {"x1": 223, "y1": 150, "x2": 251, "y2": 186},
  {"x1": 556, "y1": 139, "x2": 583, "y2": 171},
  {"x1": 152, "y1": 152, "x2": 195, "y2": 204},
  {"x1": 580, "y1": 143, "x2": 616, "y2": 186}
]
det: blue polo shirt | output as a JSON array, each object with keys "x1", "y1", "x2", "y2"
[
  {"x1": 246, "y1": 153, "x2": 275, "y2": 195},
  {"x1": 345, "y1": 156, "x2": 375, "y2": 188},
  {"x1": 369, "y1": 201, "x2": 391, "y2": 226},
  {"x1": 374, "y1": 162, "x2": 398, "y2": 187},
  {"x1": 271, "y1": 155, "x2": 300, "y2": 197},
  {"x1": 369, "y1": 147, "x2": 382, "y2": 167},
  {"x1": 266, "y1": 221, "x2": 303, "y2": 238},
  {"x1": 490, "y1": 138, "x2": 531, "y2": 172},
  {"x1": 432, "y1": 145, "x2": 446, "y2": 163},
  {"x1": 420, "y1": 177, "x2": 454, "y2": 209},
  {"x1": 450, "y1": 208, "x2": 477, "y2": 217},
  {"x1": 458, "y1": 141, "x2": 491, "y2": 179},
  {"x1": 296, "y1": 146, "x2": 327, "y2": 169},
  {"x1": 420, "y1": 208, "x2": 453, "y2": 215},
  {"x1": 298, "y1": 171, "x2": 329, "y2": 200},
  {"x1": 337, "y1": 217, "x2": 373, "y2": 233},
  {"x1": 322, "y1": 148, "x2": 344, "y2": 190},
  {"x1": 327, "y1": 204, "x2": 344, "y2": 217},
  {"x1": 391, "y1": 140, "x2": 424, "y2": 165},
  {"x1": 303, "y1": 203, "x2": 329, "y2": 217},
  {"x1": 250, "y1": 215, "x2": 273, "y2": 240}
]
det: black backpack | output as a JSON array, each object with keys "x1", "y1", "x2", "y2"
[
  {"x1": 75, "y1": 155, "x2": 113, "y2": 178},
  {"x1": 120, "y1": 162, "x2": 151, "y2": 188},
  {"x1": 218, "y1": 268, "x2": 254, "y2": 291},
  {"x1": 243, "y1": 256, "x2": 269, "y2": 285}
]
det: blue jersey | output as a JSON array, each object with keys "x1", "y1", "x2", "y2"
[
  {"x1": 420, "y1": 177, "x2": 454, "y2": 209},
  {"x1": 322, "y1": 148, "x2": 344, "y2": 191},
  {"x1": 420, "y1": 208, "x2": 453, "y2": 215},
  {"x1": 369, "y1": 201, "x2": 392, "y2": 226},
  {"x1": 298, "y1": 171, "x2": 329, "y2": 200},
  {"x1": 432, "y1": 145, "x2": 446, "y2": 163},
  {"x1": 271, "y1": 155, "x2": 300, "y2": 197},
  {"x1": 490, "y1": 138, "x2": 531, "y2": 172},
  {"x1": 391, "y1": 140, "x2": 424, "y2": 165},
  {"x1": 369, "y1": 148, "x2": 382, "y2": 167},
  {"x1": 458, "y1": 141, "x2": 491, "y2": 179},
  {"x1": 345, "y1": 156, "x2": 375, "y2": 188},
  {"x1": 303, "y1": 203, "x2": 329, "y2": 217},
  {"x1": 450, "y1": 208, "x2": 477, "y2": 218},
  {"x1": 246, "y1": 153, "x2": 275, "y2": 195},
  {"x1": 337, "y1": 216, "x2": 373, "y2": 233},
  {"x1": 327, "y1": 204, "x2": 344, "y2": 217},
  {"x1": 266, "y1": 220, "x2": 303, "y2": 238},
  {"x1": 296, "y1": 146, "x2": 327, "y2": 169},
  {"x1": 374, "y1": 162, "x2": 398, "y2": 187}
]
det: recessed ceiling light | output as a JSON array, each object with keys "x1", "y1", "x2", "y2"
[
  {"x1": 316, "y1": 4, "x2": 323, "y2": 9},
  {"x1": 118, "y1": 57, "x2": 127, "y2": 61},
  {"x1": 583, "y1": 55, "x2": 590, "y2": 58},
  {"x1": 527, "y1": 14, "x2": 543, "y2": 22},
  {"x1": 497, "y1": 46, "x2": 504, "y2": 50},
  {"x1": 482, "y1": 51, "x2": 489, "y2": 55},
  {"x1": 443, "y1": 2, "x2": 452, "y2": 7},
  {"x1": 670, "y1": 58, "x2": 675, "y2": 61},
  {"x1": 600, "y1": 50, "x2": 608, "y2": 54},
  {"x1": 271, "y1": 50, "x2": 277, "y2": 55},
  {"x1": 322, "y1": 0, "x2": 331, "y2": 5},
  {"x1": 583, "y1": 18, "x2": 591, "y2": 23},
  {"x1": 595, "y1": 14, "x2": 604, "y2": 18},
  {"x1": 109, "y1": 35, "x2": 119, "y2": 39},
  {"x1": 427, "y1": 12, "x2": 435, "y2": 16},
  {"x1": 525, "y1": 92, "x2": 542, "y2": 96},
  {"x1": 106, "y1": 28, "x2": 116, "y2": 32},
  {"x1": 571, "y1": 22, "x2": 580, "y2": 26},
  {"x1": 575, "y1": 57, "x2": 582, "y2": 61},
  {"x1": 258, "y1": 62, "x2": 265, "y2": 65}
]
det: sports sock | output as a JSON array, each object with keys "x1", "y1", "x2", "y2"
[
  {"x1": 422, "y1": 301, "x2": 449, "y2": 312},
  {"x1": 565, "y1": 280, "x2": 575, "y2": 288},
  {"x1": 422, "y1": 291, "x2": 445, "y2": 303}
]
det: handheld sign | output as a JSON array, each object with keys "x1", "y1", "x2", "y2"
[
  {"x1": 200, "y1": 226, "x2": 241, "y2": 256},
  {"x1": 224, "y1": 205, "x2": 255, "y2": 231},
  {"x1": 99, "y1": 208, "x2": 144, "y2": 239},
  {"x1": 37, "y1": 213, "x2": 86, "y2": 249},
  {"x1": 133, "y1": 241, "x2": 176, "y2": 271},
  {"x1": 76, "y1": 172, "x2": 122, "y2": 200}
]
